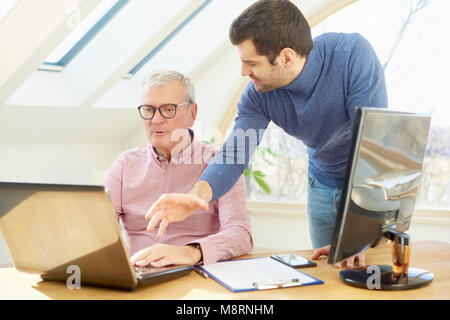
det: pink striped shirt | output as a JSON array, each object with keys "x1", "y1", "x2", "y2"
[{"x1": 104, "y1": 132, "x2": 253, "y2": 265}]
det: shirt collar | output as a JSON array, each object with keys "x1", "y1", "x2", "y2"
[
  {"x1": 281, "y1": 43, "x2": 323, "y2": 97},
  {"x1": 150, "y1": 129, "x2": 201, "y2": 165}
]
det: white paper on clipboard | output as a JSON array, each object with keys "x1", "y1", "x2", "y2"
[{"x1": 198, "y1": 257, "x2": 323, "y2": 292}]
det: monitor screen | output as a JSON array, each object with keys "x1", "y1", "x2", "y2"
[{"x1": 328, "y1": 107, "x2": 431, "y2": 264}]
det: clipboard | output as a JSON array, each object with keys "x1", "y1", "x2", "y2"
[{"x1": 197, "y1": 257, "x2": 323, "y2": 292}]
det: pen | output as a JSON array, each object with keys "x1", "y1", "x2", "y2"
[{"x1": 194, "y1": 266, "x2": 209, "y2": 279}]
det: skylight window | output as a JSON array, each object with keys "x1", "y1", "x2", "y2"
[
  {"x1": 129, "y1": 0, "x2": 256, "y2": 77},
  {"x1": 44, "y1": 0, "x2": 127, "y2": 66}
]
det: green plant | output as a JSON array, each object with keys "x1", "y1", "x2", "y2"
[
  {"x1": 244, "y1": 146, "x2": 277, "y2": 194},
  {"x1": 202, "y1": 138, "x2": 277, "y2": 195}
]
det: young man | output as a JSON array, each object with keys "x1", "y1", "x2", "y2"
[
  {"x1": 104, "y1": 70, "x2": 253, "y2": 267},
  {"x1": 145, "y1": 0, "x2": 388, "y2": 268}
]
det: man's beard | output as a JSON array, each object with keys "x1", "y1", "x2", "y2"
[
  {"x1": 252, "y1": 65, "x2": 289, "y2": 93},
  {"x1": 253, "y1": 80, "x2": 280, "y2": 93}
]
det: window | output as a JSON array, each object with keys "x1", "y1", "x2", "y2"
[
  {"x1": 246, "y1": 0, "x2": 450, "y2": 209},
  {"x1": 244, "y1": 122, "x2": 308, "y2": 203},
  {"x1": 130, "y1": 0, "x2": 256, "y2": 77},
  {"x1": 43, "y1": 0, "x2": 127, "y2": 67},
  {"x1": 128, "y1": 0, "x2": 213, "y2": 76}
]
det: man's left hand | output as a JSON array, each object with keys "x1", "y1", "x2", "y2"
[
  {"x1": 130, "y1": 243, "x2": 202, "y2": 267},
  {"x1": 311, "y1": 244, "x2": 366, "y2": 268}
]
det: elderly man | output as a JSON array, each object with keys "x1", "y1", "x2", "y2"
[{"x1": 104, "y1": 70, "x2": 253, "y2": 267}]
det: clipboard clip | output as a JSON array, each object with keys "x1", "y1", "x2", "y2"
[{"x1": 253, "y1": 278, "x2": 302, "y2": 290}]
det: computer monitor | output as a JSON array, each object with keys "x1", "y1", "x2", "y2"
[{"x1": 328, "y1": 107, "x2": 433, "y2": 290}]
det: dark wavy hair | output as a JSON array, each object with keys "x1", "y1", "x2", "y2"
[{"x1": 229, "y1": 0, "x2": 313, "y2": 64}]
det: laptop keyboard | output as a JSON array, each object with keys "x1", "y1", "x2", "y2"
[
  {"x1": 134, "y1": 265, "x2": 178, "y2": 276},
  {"x1": 134, "y1": 266, "x2": 159, "y2": 275}
]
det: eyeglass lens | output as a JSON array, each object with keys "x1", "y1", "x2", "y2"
[{"x1": 140, "y1": 104, "x2": 177, "y2": 119}]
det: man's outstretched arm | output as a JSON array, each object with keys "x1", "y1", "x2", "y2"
[{"x1": 145, "y1": 180, "x2": 212, "y2": 237}]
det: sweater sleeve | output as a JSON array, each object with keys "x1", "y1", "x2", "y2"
[
  {"x1": 199, "y1": 83, "x2": 270, "y2": 201},
  {"x1": 346, "y1": 34, "x2": 388, "y2": 121}
]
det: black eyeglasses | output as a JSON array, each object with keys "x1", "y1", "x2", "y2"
[{"x1": 137, "y1": 102, "x2": 190, "y2": 120}]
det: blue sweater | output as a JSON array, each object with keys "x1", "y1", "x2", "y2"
[{"x1": 200, "y1": 33, "x2": 388, "y2": 201}]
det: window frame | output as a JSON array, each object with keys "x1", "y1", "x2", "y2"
[{"x1": 40, "y1": 0, "x2": 129, "y2": 70}]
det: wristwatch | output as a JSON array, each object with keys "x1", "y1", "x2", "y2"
[
  {"x1": 188, "y1": 242, "x2": 201, "y2": 249},
  {"x1": 188, "y1": 243, "x2": 203, "y2": 264}
]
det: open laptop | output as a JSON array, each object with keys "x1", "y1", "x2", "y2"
[{"x1": 0, "y1": 181, "x2": 193, "y2": 291}]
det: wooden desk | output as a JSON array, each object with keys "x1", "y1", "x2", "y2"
[{"x1": 0, "y1": 240, "x2": 449, "y2": 300}]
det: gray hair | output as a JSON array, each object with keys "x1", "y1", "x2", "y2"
[{"x1": 141, "y1": 69, "x2": 195, "y2": 103}]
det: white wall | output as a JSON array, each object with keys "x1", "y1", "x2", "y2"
[
  {"x1": 0, "y1": 142, "x2": 122, "y2": 266},
  {"x1": 250, "y1": 214, "x2": 312, "y2": 253},
  {"x1": 0, "y1": 143, "x2": 121, "y2": 185},
  {"x1": 408, "y1": 223, "x2": 450, "y2": 244},
  {"x1": 121, "y1": 124, "x2": 146, "y2": 152}
]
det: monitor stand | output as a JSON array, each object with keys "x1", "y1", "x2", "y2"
[{"x1": 339, "y1": 230, "x2": 434, "y2": 290}]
